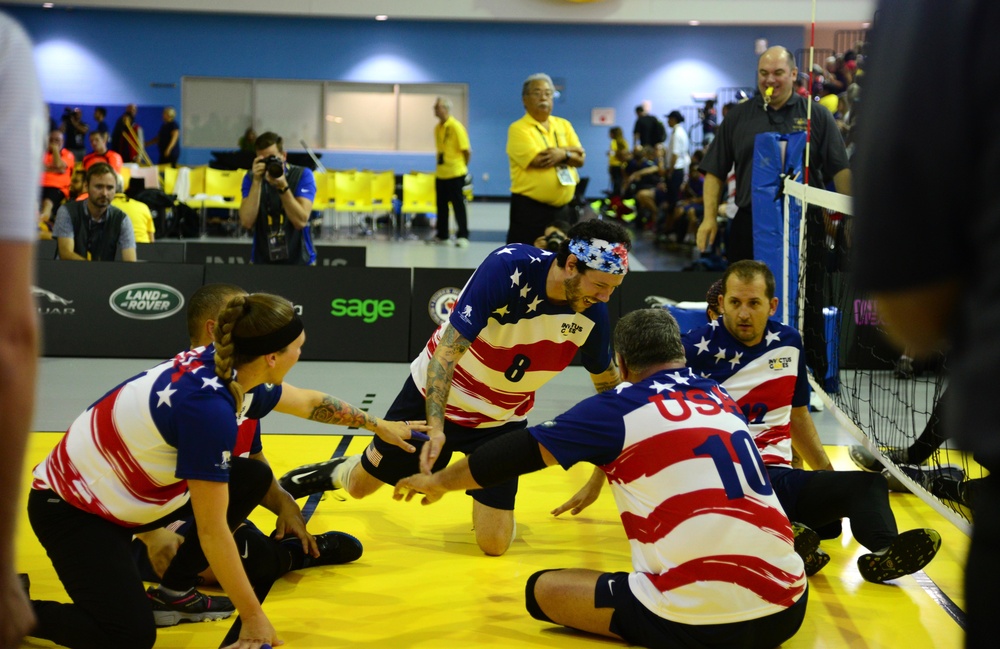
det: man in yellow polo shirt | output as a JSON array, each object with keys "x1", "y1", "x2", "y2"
[
  {"x1": 506, "y1": 73, "x2": 585, "y2": 244},
  {"x1": 431, "y1": 97, "x2": 471, "y2": 247}
]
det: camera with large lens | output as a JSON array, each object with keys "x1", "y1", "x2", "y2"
[
  {"x1": 543, "y1": 230, "x2": 567, "y2": 252},
  {"x1": 262, "y1": 155, "x2": 284, "y2": 179}
]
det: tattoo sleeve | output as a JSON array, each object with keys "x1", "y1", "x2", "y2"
[
  {"x1": 309, "y1": 394, "x2": 373, "y2": 430},
  {"x1": 425, "y1": 325, "x2": 472, "y2": 427}
]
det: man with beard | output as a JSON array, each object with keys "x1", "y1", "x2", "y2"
[
  {"x1": 280, "y1": 219, "x2": 631, "y2": 556},
  {"x1": 53, "y1": 162, "x2": 136, "y2": 261}
]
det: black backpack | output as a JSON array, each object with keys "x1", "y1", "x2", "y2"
[
  {"x1": 159, "y1": 200, "x2": 201, "y2": 239},
  {"x1": 133, "y1": 189, "x2": 175, "y2": 235}
]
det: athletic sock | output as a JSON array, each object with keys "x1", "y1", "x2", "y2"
[{"x1": 332, "y1": 455, "x2": 362, "y2": 490}]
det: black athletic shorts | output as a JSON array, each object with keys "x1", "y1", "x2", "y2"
[
  {"x1": 596, "y1": 572, "x2": 808, "y2": 649},
  {"x1": 361, "y1": 375, "x2": 526, "y2": 510}
]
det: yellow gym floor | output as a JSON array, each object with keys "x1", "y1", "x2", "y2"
[{"x1": 16, "y1": 433, "x2": 967, "y2": 648}]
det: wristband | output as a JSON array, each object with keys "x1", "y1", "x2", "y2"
[{"x1": 279, "y1": 186, "x2": 290, "y2": 194}]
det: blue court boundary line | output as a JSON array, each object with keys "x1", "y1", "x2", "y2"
[
  {"x1": 912, "y1": 570, "x2": 966, "y2": 630},
  {"x1": 220, "y1": 418, "x2": 366, "y2": 648}
]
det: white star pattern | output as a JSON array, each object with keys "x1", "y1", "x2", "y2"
[
  {"x1": 156, "y1": 385, "x2": 177, "y2": 407},
  {"x1": 510, "y1": 268, "x2": 522, "y2": 287},
  {"x1": 700, "y1": 372, "x2": 711, "y2": 379},
  {"x1": 202, "y1": 376, "x2": 223, "y2": 391},
  {"x1": 709, "y1": 319, "x2": 720, "y2": 329},
  {"x1": 714, "y1": 347, "x2": 727, "y2": 363},
  {"x1": 728, "y1": 351, "x2": 744, "y2": 369},
  {"x1": 614, "y1": 382, "x2": 632, "y2": 394},
  {"x1": 528, "y1": 254, "x2": 542, "y2": 263},
  {"x1": 519, "y1": 284, "x2": 531, "y2": 298},
  {"x1": 669, "y1": 372, "x2": 690, "y2": 385},
  {"x1": 765, "y1": 330, "x2": 781, "y2": 346},
  {"x1": 694, "y1": 336, "x2": 711, "y2": 355},
  {"x1": 496, "y1": 247, "x2": 515, "y2": 255},
  {"x1": 526, "y1": 296, "x2": 543, "y2": 313},
  {"x1": 493, "y1": 304, "x2": 510, "y2": 317},
  {"x1": 650, "y1": 381, "x2": 674, "y2": 393}
]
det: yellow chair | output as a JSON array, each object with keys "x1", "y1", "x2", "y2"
[
  {"x1": 400, "y1": 172, "x2": 437, "y2": 238},
  {"x1": 196, "y1": 168, "x2": 246, "y2": 236},
  {"x1": 333, "y1": 170, "x2": 374, "y2": 237},
  {"x1": 161, "y1": 166, "x2": 179, "y2": 195},
  {"x1": 185, "y1": 166, "x2": 207, "y2": 201},
  {"x1": 118, "y1": 165, "x2": 131, "y2": 192},
  {"x1": 370, "y1": 170, "x2": 396, "y2": 215}
]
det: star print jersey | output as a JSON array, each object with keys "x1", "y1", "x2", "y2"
[
  {"x1": 682, "y1": 319, "x2": 809, "y2": 466},
  {"x1": 410, "y1": 244, "x2": 612, "y2": 428},
  {"x1": 32, "y1": 345, "x2": 281, "y2": 527},
  {"x1": 530, "y1": 369, "x2": 806, "y2": 624}
]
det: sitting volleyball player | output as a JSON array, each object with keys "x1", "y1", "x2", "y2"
[
  {"x1": 394, "y1": 309, "x2": 808, "y2": 649},
  {"x1": 281, "y1": 220, "x2": 632, "y2": 556},
  {"x1": 26, "y1": 293, "x2": 427, "y2": 649},
  {"x1": 131, "y1": 283, "x2": 410, "y2": 600}
]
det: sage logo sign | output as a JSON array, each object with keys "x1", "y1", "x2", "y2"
[
  {"x1": 330, "y1": 298, "x2": 395, "y2": 324},
  {"x1": 109, "y1": 283, "x2": 185, "y2": 320}
]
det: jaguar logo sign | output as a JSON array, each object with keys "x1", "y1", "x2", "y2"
[{"x1": 109, "y1": 283, "x2": 185, "y2": 320}]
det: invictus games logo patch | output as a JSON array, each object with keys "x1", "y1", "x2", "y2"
[
  {"x1": 561, "y1": 322, "x2": 584, "y2": 336},
  {"x1": 109, "y1": 283, "x2": 185, "y2": 320},
  {"x1": 428, "y1": 287, "x2": 461, "y2": 326},
  {"x1": 768, "y1": 356, "x2": 792, "y2": 370}
]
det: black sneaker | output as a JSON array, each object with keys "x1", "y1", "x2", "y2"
[
  {"x1": 848, "y1": 445, "x2": 907, "y2": 472},
  {"x1": 857, "y1": 528, "x2": 942, "y2": 583},
  {"x1": 883, "y1": 464, "x2": 965, "y2": 494},
  {"x1": 279, "y1": 457, "x2": 350, "y2": 500},
  {"x1": 146, "y1": 586, "x2": 235, "y2": 627},
  {"x1": 792, "y1": 522, "x2": 820, "y2": 559},
  {"x1": 803, "y1": 548, "x2": 831, "y2": 577},
  {"x1": 289, "y1": 531, "x2": 364, "y2": 569}
]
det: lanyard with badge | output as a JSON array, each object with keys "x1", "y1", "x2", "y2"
[
  {"x1": 437, "y1": 123, "x2": 450, "y2": 166},
  {"x1": 266, "y1": 195, "x2": 289, "y2": 262},
  {"x1": 536, "y1": 124, "x2": 576, "y2": 187}
]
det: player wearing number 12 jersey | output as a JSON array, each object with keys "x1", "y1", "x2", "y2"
[
  {"x1": 280, "y1": 220, "x2": 632, "y2": 556},
  {"x1": 393, "y1": 309, "x2": 808, "y2": 649},
  {"x1": 682, "y1": 260, "x2": 941, "y2": 583}
]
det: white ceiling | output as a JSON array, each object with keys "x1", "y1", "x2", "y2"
[{"x1": 4, "y1": 0, "x2": 876, "y2": 27}]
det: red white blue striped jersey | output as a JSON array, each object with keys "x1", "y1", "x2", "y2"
[
  {"x1": 531, "y1": 369, "x2": 805, "y2": 624},
  {"x1": 410, "y1": 244, "x2": 612, "y2": 428},
  {"x1": 32, "y1": 346, "x2": 280, "y2": 527},
  {"x1": 682, "y1": 319, "x2": 810, "y2": 466}
]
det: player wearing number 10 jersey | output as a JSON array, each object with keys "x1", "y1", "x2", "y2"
[
  {"x1": 279, "y1": 220, "x2": 632, "y2": 556},
  {"x1": 681, "y1": 260, "x2": 941, "y2": 583}
]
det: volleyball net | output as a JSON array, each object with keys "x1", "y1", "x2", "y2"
[{"x1": 783, "y1": 177, "x2": 976, "y2": 536}]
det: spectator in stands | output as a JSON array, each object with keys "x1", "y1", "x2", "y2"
[
  {"x1": 238, "y1": 127, "x2": 257, "y2": 153},
  {"x1": 700, "y1": 99, "x2": 717, "y2": 147},
  {"x1": 39, "y1": 129, "x2": 74, "y2": 228},
  {"x1": 111, "y1": 193, "x2": 155, "y2": 244},
  {"x1": 92, "y1": 106, "x2": 108, "y2": 139},
  {"x1": 659, "y1": 110, "x2": 690, "y2": 236},
  {"x1": 60, "y1": 107, "x2": 88, "y2": 162},
  {"x1": 111, "y1": 103, "x2": 138, "y2": 163},
  {"x1": 606, "y1": 126, "x2": 629, "y2": 197},
  {"x1": 430, "y1": 97, "x2": 471, "y2": 247},
  {"x1": 622, "y1": 146, "x2": 662, "y2": 225},
  {"x1": 145, "y1": 106, "x2": 180, "y2": 166},
  {"x1": 53, "y1": 162, "x2": 136, "y2": 262},
  {"x1": 238, "y1": 131, "x2": 317, "y2": 265},
  {"x1": 632, "y1": 105, "x2": 663, "y2": 148},
  {"x1": 505, "y1": 73, "x2": 584, "y2": 245},
  {"x1": 662, "y1": 159, "x2": 705, "y2": 245},
  {"x1": 82, "y1": 131, "x2": 123, "y2": 173},
  {"x1": 697, "y1": 46, "x2": 851, "y2": 263},
  {"x1": 394, "y1": 308, "x2": 809, "y2": 649},
  {"x1": 823, "y1": 55, "x2": 850, "y2": 94}
]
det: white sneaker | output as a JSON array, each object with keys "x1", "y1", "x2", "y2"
[{"x1": 455, "y1": 237, "x2": 470, "y2": 248}]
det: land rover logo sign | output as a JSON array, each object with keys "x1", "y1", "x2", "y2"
[{"x1": 109, "y1": 283, "x2": 185, "y2": 320}]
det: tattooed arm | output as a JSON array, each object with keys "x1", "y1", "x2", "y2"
[
  {"x1": 421, "y1": 324, "x2": 473, "y2": 473},
  {"x1": 589, "y1": 360, "x2": 622, "y2": 393},
  {"x1": 275, "y1": 383, "x2": 428, "y2": 452}
]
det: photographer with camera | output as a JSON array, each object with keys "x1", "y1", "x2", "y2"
[{"x1": 239, "y1": 131, "x2": 317, "y2": 265}]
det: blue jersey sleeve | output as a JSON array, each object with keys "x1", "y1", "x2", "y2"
[
  {"x1": 295, "y1": 168, "x2": 317, "y2": 203},
  {"x1": 529, "y1": 391, "x2": 625, "y2": 468},
  {"x1": 173, "y1": 393, "x2": 239, "y2": 483},
  {"x1": 578, "y1": 304, "x2": 613, "y2": 374},
  {"x1": 245, "y1": 383, "x2": 282, "y2": 419}
]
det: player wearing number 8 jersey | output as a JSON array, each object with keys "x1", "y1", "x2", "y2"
[
  {"x1": 394, "y1": 309, "x2": 808, "y2": 648},
  {"x1": 280, "y1": 220, "x2": 631, "y2": 556},
  {"x1": 680, "y1": 260, "x2": 942, "y2": 583}
]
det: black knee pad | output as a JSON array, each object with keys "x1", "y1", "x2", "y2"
[{"x1": 524, "y1": 569, "x2": 561, "y2": 623}]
